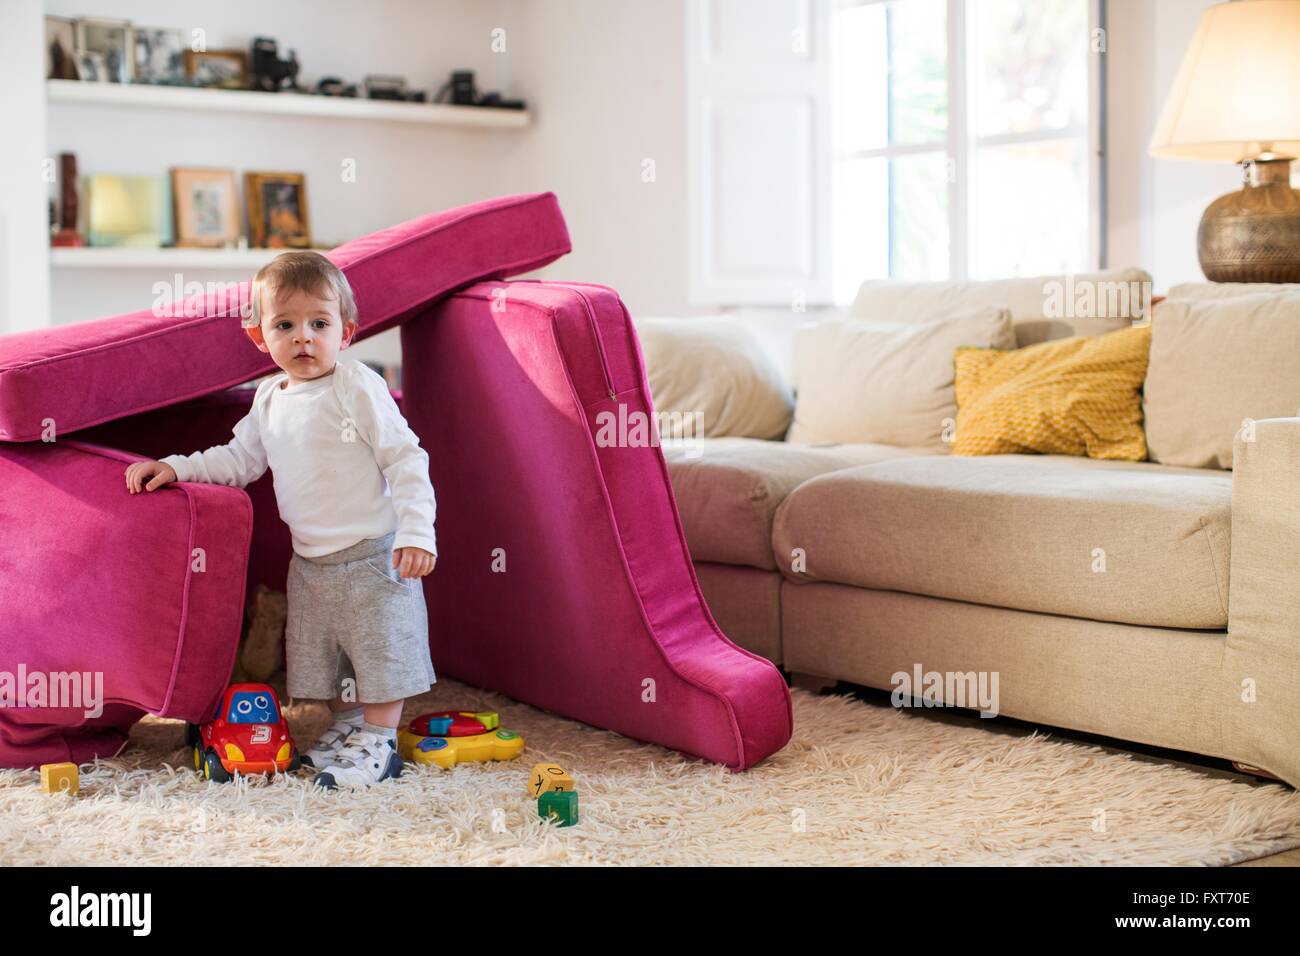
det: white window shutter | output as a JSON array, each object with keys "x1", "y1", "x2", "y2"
[{"x1": 686, "y1": 0, "x2": 833, "y2": 306}]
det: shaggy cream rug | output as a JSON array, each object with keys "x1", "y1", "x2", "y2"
[{"x1": 3, "y1": 679, "x2": 1299, "y2": 866}]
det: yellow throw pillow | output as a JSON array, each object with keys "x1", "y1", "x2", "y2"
[{"x1": 952, "y1": 324, "x2": 1151, "y2": 460}]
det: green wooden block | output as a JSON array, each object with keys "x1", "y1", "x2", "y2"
[{"x1": 538, "y1": 789, "x2": 579, "y2": 827}]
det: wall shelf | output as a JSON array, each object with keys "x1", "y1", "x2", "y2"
[
  {"x1": 50, "y1": 247, "x2": 289, "y2": 269},
  {"x1": 47, "y1": 79, "x2": 530, "y2": 129}
]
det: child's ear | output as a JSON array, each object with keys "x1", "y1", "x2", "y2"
[
  {"x1": 341, "y1": 319, "x2": 358, "y2": 349},
  {"x1": 244, "y1": 324, "x2": 269, "y2": 352}
]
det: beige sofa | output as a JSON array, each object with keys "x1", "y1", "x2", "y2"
[{"x1": 646, "y1": 273, "x2": 1300, "y2": 788}]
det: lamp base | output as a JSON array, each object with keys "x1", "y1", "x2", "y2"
[{"x1": 1198, "y1": 157, "x2": 1300, "y2": 283}]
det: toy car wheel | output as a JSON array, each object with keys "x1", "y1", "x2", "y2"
[
  {"x1": 203, "y1": 749, "x2": 231, "y2": 783},
  {"x1": 288, "y1": 750, "x2": 301, "y2": 773},
  {"x1": 192, "y1": 744, "x2": 203, "y2": 773},
  {"x1": 184, "y1": 722, "x2": 200, "y2": 748}
]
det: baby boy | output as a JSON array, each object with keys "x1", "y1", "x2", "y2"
[{"x1": 124, "y1": 251, "x2": 437, "y2": 789}]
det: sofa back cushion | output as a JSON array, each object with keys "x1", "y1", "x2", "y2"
[
  {"x1": 1144, "y1": 293, "x2": 1300, "y2": 470},
  {"x1": 403, "y1": 281, "x2": 792, "y2": 770},
  {"x1": 1167, "y1": 281, "x2": 1300, "y2": 301},
  {"x1": 0, "y1": 192, "x2": 570, "y2": 442},
  {"x1": 851, "y1": 268, "x2": 1151, "y2": 347},
  {"x1": 789, "y1": 307, "x2": 1014, "y2": 449},
  {"x1": 635, "y1": 318, "x2": 793, "y2": 440},
  {"x1": 953, "y1": 324, "x2": 1151, "y2": 460}
]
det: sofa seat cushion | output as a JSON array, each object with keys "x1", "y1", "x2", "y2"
[
  {"x1": 773, "y1": 454, "x2": 1232, "y2": 628},
  {"x1": 0, "y1": 192, "x2": 570, "y2": 442},
  {"x1": 0, "y1": 439, "x2": 253, "y2": 768},
  {"x1": 663, "y1": 437, "x2": 940, "y2": 571}
]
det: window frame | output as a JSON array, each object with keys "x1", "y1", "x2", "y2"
[{"x1": 831, "y1": 0, "x2": 1106, "y2": 294}]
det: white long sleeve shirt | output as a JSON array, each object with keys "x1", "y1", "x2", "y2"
[{"x1": 161, "y1": 359, "x2": 437, "y2": 559}]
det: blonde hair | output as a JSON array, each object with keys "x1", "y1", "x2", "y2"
[{"x1": 245, "y1": 251, "x2": 357, "y2": 330}]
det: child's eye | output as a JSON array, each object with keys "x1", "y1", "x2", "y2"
[
  {"x1": 312, "y1": 320, "x2": 328, "y2": 329},
  {"x1": 277, "y1": 321, "x2": 292, "y2": 331}
]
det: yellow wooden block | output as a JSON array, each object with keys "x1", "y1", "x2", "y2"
[
  {"x1": 40, "y1": 762, "x2": 79, "y2": 795},
  {"x1": 527, "y1": 762, "x2": 574, "y2": 798}
]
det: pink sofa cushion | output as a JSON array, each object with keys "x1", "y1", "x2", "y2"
[
  {"x1": 0, "y1": 440, "x2": 253, "y2": 768},
  {"x1": 403, "y1": 280, "x2": 792, "y2": 770},
  {"x1": 75, "y1": 384, "x2": 405, "y2": 603},
  {"x1": 0, "y1": 192, "x2": 570, "y2": 442}
]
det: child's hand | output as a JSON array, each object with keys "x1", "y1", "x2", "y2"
[
  {"x1": 125, "y1": 460, "x2": 178, "y2": 494},
  {"x1": 393, "y1": 546, "x2": 436, "y2": 579}
]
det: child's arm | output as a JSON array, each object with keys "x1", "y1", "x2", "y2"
[
  {"x1": 349, "y1": 372, "x2": 437, "y2": 558},
  {"x1": 151, "y1": 403, "x2": 269, "y2": 489}
]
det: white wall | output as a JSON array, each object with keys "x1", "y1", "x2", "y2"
[
  {"x1": 33, "y1": 0, "x2": 525, "y2": 364},
  {"x1": 6, "y1": 0, "x2": 1259, "y2": 343},
  {"x1": 496, "y1": 0, "x2": 698, "y2": 318},
  {"x1": 1106, "y1": 0, "x2": 1241, "y2": 290},
  {"x1": 0, "y1": 0, "x2": 52, "y2": 334},
  {"x1": 504, "y1": 0, "x2": 1245, "y2": 310}
]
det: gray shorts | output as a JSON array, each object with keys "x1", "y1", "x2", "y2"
[{"x1": 284, "y1": 530, "x2": 436, "y2": 704}]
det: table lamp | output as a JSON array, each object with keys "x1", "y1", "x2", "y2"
[{"x1": 1149, "y1": 0, "x2": 1300, "y2": 281}]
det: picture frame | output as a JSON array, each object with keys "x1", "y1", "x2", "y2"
[
  {"x1": 171, "y1": 168, "x2": 240, "y2": 248},
  {"x1": 245, "y1": 172, "x2": 311, "y2": 249},
  {"x1": 45, "y1": 16, "x2": 79, "y2": 80},
  {"x1": 75, "y1": 17, "x2": 133, "y2": 84},
  {"x1": 133, "y1": 27, "x2": 185, "y2": 84},
  {"x1": 86, "y1": 174, "x2": 168, "y2": 248},
  {"x1": 184, "y1": 49, "x2": 247, "y2": 89},
  {"x1": 75, "y1": 52, "x2": 106, "y2": 84}
]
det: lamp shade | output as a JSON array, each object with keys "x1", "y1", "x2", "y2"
[{"x1": 1149, "y1": 0, "x2": 1300, "y2": 162}]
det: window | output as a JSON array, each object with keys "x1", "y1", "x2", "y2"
[{"x1": 831, "y1": 0, "x2": 1101, "y2": 302}]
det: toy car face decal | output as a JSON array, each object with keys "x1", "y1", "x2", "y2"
[
  {"x1": 250, "y1": 725, "x2": 272, "y2": 744},
  {"x1": 227, "y1": 691, "x2": 279, "y2": 725}
]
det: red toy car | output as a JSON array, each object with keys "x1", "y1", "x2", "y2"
[{"x1": 187, "y1": 683, "x2": 299, "y2": 782}]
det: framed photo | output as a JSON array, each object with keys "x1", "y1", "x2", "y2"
[
  {"x1": 76, "y1": 52, "x2": 107, "y2": 84},
  {"x1": 184, "y1": 49, "x2": 247, "y2": 89},
  {"x1": 75, "y1": 18, "x2": 132, "y2": 83},
  {"x1": 245, "y1": 172, "x2": 310, "y2": 249},
  {"x1": 133, "y1": 27, "x2": 185, "y2": 84},
  {"x1": 86, "y1": 174, "x2": 167, "y2": 248},
  {"x1": 171, "y1": 168, "x2": 240, "y2": 248},
  {"x1": 45, "y1": 16, "x2": 79, "y2": 80}
]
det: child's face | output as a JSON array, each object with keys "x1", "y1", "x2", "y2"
[{"x1": 252, "y1": 284, "x2": 357, "y2": 384}]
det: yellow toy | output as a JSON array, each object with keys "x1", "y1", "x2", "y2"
[
  {"x1": 527, "y1": 763, "x2": 574, "y2": 798},
  {"x1": 397, "y1": 727, "x2": 525, "y2": 769},
  {"x1": 40, "y1": 762, "x2": 79, "y2": 795}
]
